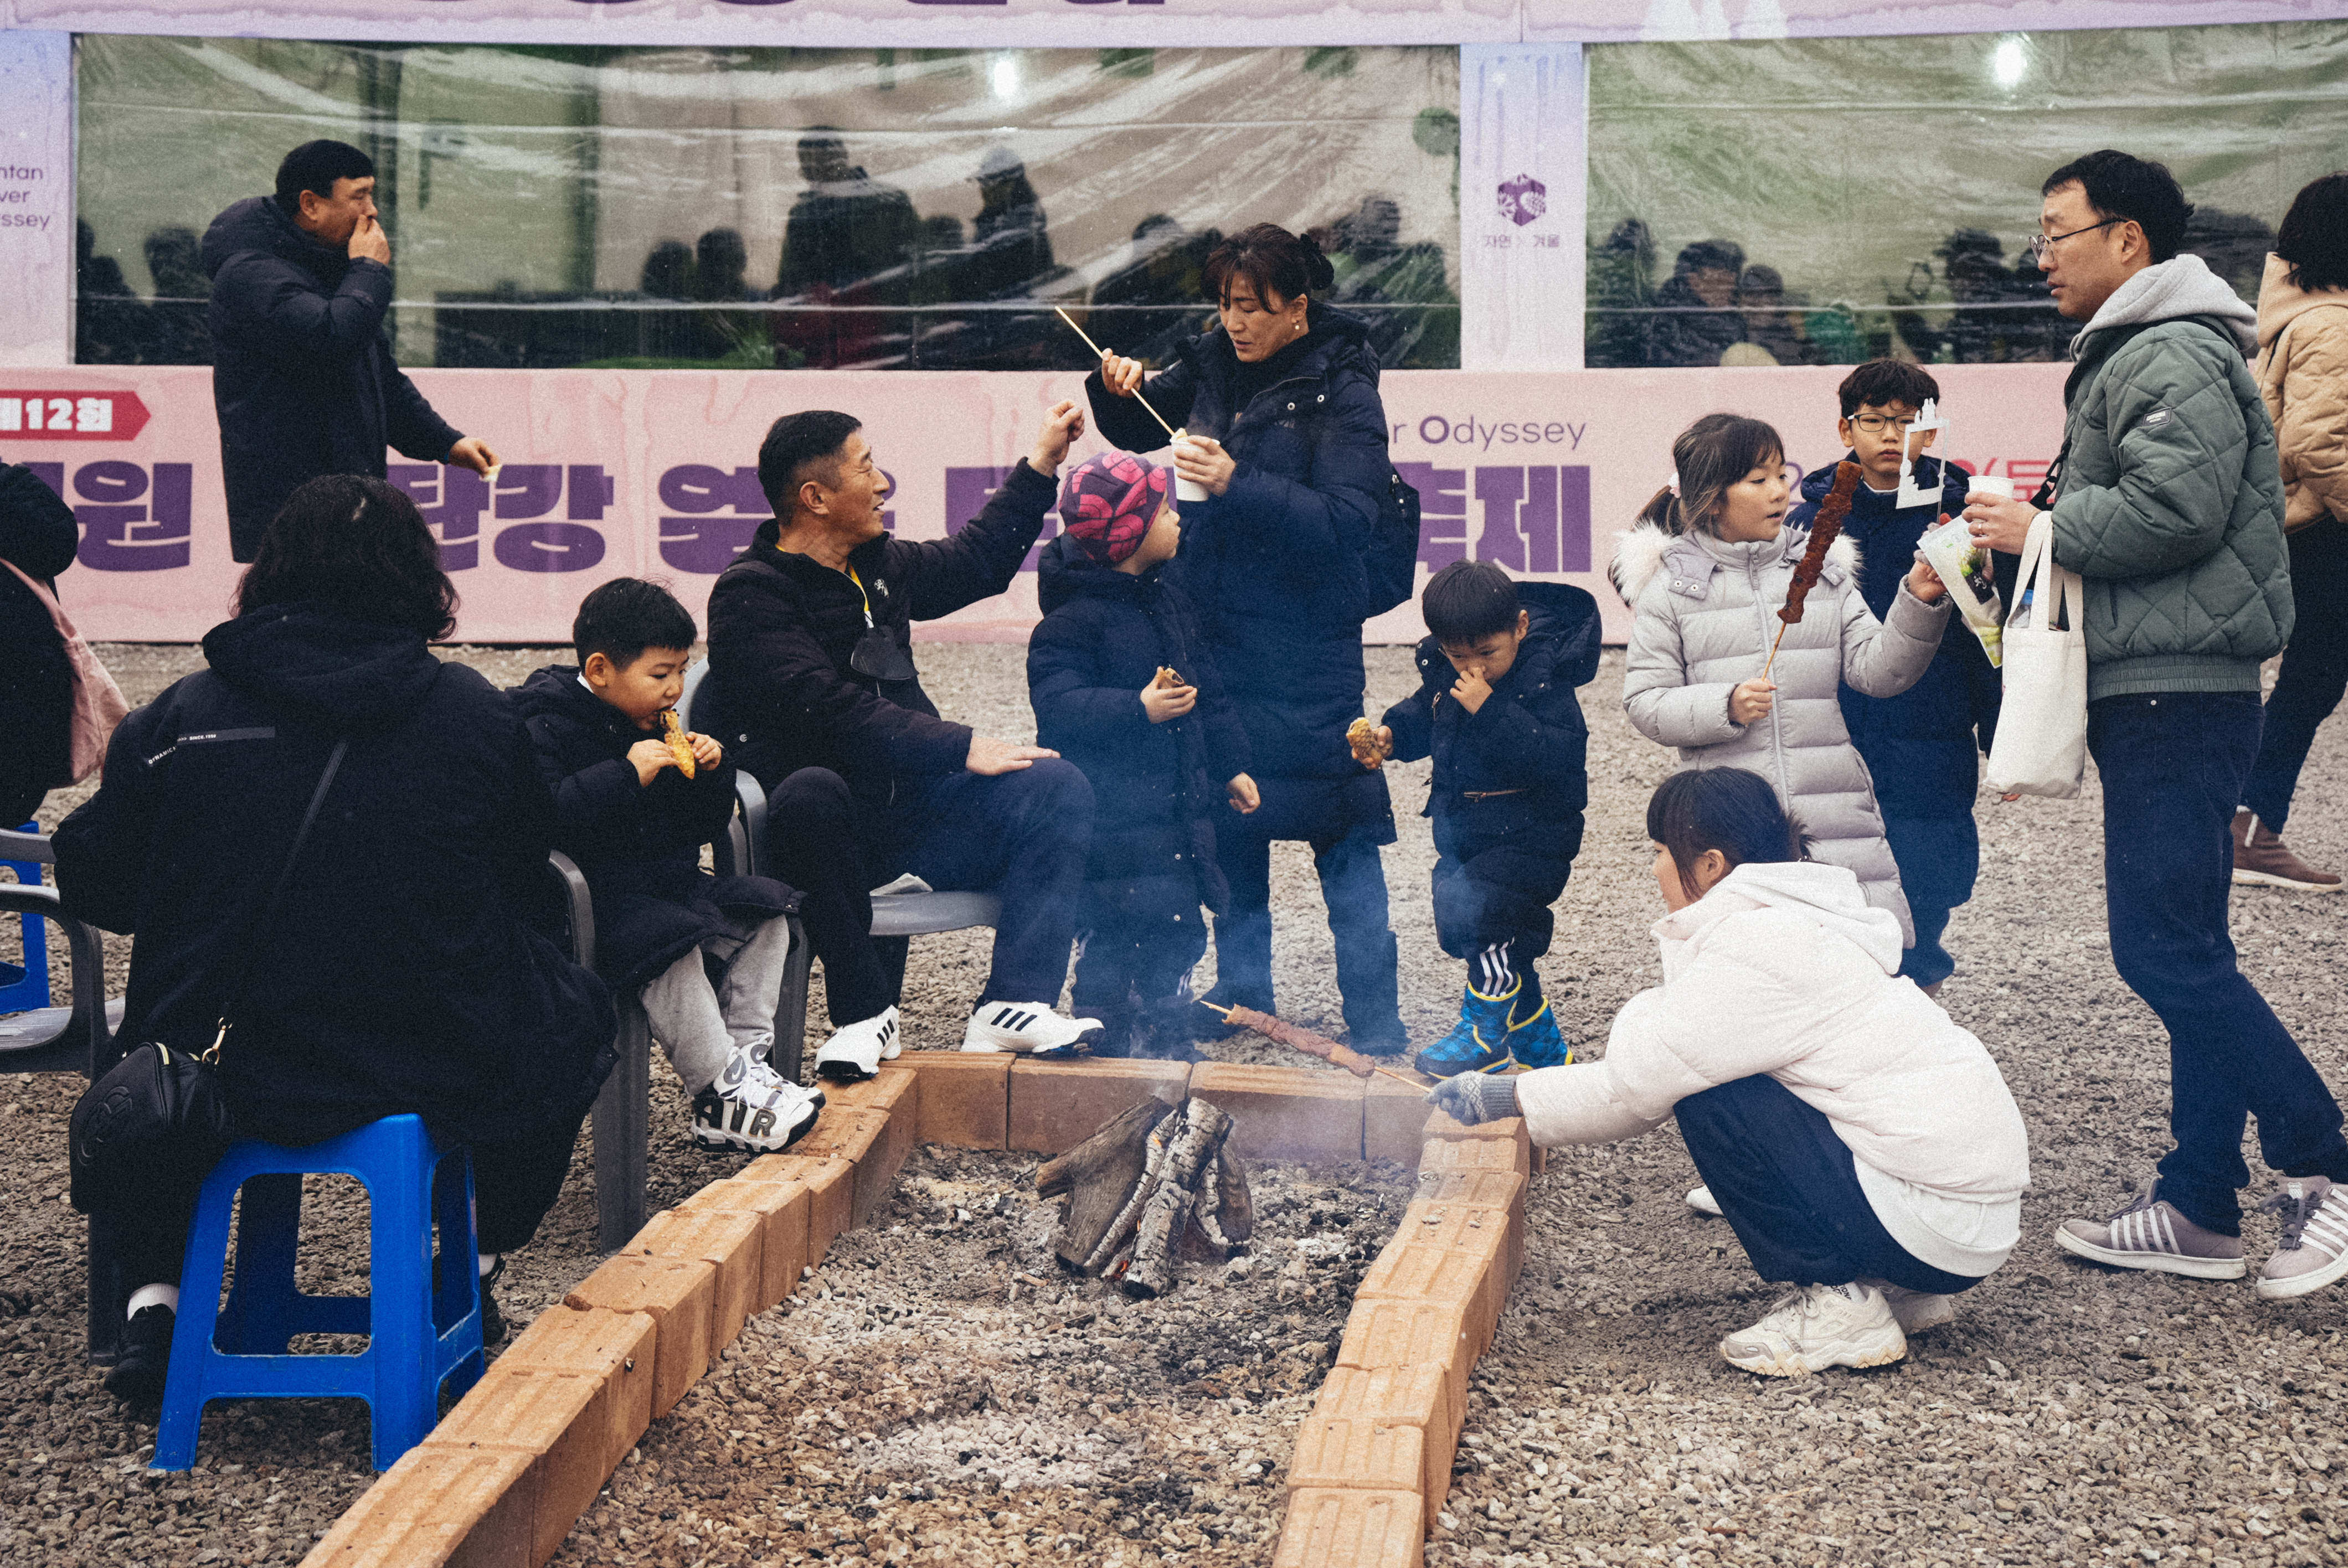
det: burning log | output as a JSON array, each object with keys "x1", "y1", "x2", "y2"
[{"x1": 1036, "y1": 1096, "x2": 1252, "y2": 1297}]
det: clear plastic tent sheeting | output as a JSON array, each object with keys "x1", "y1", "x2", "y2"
[{"x1": 73, "y1": 37, "x2": 1464, "y2": 372}]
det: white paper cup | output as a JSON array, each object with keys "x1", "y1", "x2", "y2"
[
  {"x1": 1171, "y1": 433, "x2": 1208, "y2": 503},
  {"x1": 1965, "y1": 473, "x2": 2015, "y2": 503}
]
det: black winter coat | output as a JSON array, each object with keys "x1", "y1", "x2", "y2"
[
  {"x1": 0, "y1": 463, "x2": 78, "y2": 824},
  {"x1": 513, "y1": 666, "x2": 799, "y2": 991},
  {"x1": 1791, "y1": 456, "x2": 2000, "y2": 912},
  {"x1": 1028, "y1": 539, "x2": 1251, "y2": 922},
  {"x1": 1086, "y1": 303, "x2": 1396, "y2": 848},
  {"x1": 1380, "y1": 582, "x2": 1600, "y2": 857},
  {"x1": 703, "y1": 459, "x2": 1057, "y2": 812},
  {"x1": 202, "y1": 197, "x2": 465, "y2": 562},
  {"x1": 53, "y1": 608, "x2": 614, "y2": 1148}
]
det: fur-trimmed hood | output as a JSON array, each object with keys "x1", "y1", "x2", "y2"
[{"x1": 1608, "y1": 520, "x2": 1861, "y2": 606}]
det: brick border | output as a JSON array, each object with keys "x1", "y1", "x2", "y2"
[{"x1": 298, "y1": 1056, "x2": 1536, "y2": 1568}]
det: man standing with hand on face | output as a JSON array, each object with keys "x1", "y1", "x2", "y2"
[
  {"x1": 1964, "y1": 149, "x2": 2348, "y2": 1302},
  {"x1": 203, "y1": 140, "x2": 496, "y2": 562}
]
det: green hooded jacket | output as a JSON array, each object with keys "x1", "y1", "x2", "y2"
[{"x1": 2048, "y1": 254, "x2": 2293, "y2": 701}]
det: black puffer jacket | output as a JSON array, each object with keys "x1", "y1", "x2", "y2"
[
  {"x1": 0, "y1": 462, "x2": 78, "y2": 823},
  {"x1": 53, "y1": 608, "x2": 614, "y2": 1147},
  {"x1": 703, "y1": 460, "x2": 1057, "y2": 812},
  {"x1": 202, "y1": 197, "x2": 465, "y2": 561},
  {"x1": 1380, "y1": 582, "x2": 1601, "y2": 853},
  {"x1": 1028, "y1": 538, "x2": 1251, "y2": 921},
  {"x1": 1087, "y1": 303, "x2": 1396, "y2": 846},
  {"x1": 513, "y1": 666, "x2": 798, "y2": 992}
]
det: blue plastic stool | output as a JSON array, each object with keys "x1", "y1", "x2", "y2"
[
  {"x1": 153, "y1": 1115, "x2": 486, "y2": 1472},
  {"x1": 0, "y1": 822, "x2": 49, "y2": 1012}
]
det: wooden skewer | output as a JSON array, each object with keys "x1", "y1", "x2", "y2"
[
  {"x1": 1199, "y1": 1002, "x2": 1429, "y2": 1091},
  {"x1": 1759, "y1": 619, "x2": 1791, "y2": 685},
  {"x1": 1054, "y1": 306, "x2": 1181, "y2": 442}
]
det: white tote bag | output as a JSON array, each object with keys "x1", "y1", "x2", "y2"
[{"x1": 1985, "y1": 512, "x2": 2087, "y2": 798}]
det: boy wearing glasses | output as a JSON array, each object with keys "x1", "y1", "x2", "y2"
[{"x1": 1788, "y1": 360, "x2": 1997, "y2": 993}]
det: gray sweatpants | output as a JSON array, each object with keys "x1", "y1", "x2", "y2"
[{"x1": 637, "y1": 911, "x2": 794, "y2": 1094}]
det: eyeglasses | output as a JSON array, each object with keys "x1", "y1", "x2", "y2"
[
  {"x1": 2026, "y1": 218, "x2": 2122, "y2": 264},
  {"x1": 1848, "y1": 414, "x2": 1918, "y2": 435}
]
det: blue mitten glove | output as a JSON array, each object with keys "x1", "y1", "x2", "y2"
[{"x1": 1423, "y1": 1072, "x2": 1520, "y2": 1126}]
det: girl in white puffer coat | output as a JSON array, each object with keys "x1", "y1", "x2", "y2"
[
  {"x1": 1422, "y1": 768, "x2": 2030, "y2": 1378},
  {"x1": 1612, "y1": 412, "x2": 1951, "y2": 946}
]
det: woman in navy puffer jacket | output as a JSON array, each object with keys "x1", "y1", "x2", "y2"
[{"x1": 1087, "y1": 224, "x2": 1406, "y2": 1050}]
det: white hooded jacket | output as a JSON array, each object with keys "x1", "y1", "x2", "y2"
[{"x1": 1515, "y1": 859, "x2": 2029, "y2": 1277}]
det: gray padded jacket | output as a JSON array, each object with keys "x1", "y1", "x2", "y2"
[
  {"x1": 2048, "y1": 254, "x2": 2292, "y2": 700},
  {"x1": 1614, "y1": 521, "x2": 1951, "y2": 944}
]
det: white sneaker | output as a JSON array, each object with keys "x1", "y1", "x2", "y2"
[
  {"x1": 961, "y1": 1002, "x2": 1102, "y2": 1057},
  {"x1": 1686, "y1": 1184, "x2": 1723, "y2": 1218},
  {"x1": 2256, "y1": 1177, "x2": 2348, "y2": 1301},
  {"x1": 1719, "y1": 1282, "x2": 1907, "y2": 1378},
  {"x1": 692, "y1": 1047, "x2": 824, "y2": 1153},
  {"x1": 814, "y1": 1005, "x2": 901, "y2": 1082},
  {"x1": 1856, "y1": 1277, "x2": 1957, "y2": 1333}
]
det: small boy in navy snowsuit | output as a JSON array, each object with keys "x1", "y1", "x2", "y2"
[
  {"x1": 1788, "y1": 359, "x2": 1999, "y2": 991},
  {"x1": 1368, "y1": 561, "x2": 1601, "y2": 1077},
  {"x1": 1027, "y1": 451, "x2": 1258, "y2": 1058}
]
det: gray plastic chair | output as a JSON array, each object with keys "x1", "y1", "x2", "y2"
[
  {"x1": 0, "y1": 826, "x2": 132, "y2": 1367},
  {"x1": 681, "y1": 659, "x2": 1003, "y2": 1010}
]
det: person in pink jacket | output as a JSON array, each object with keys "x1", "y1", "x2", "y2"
[{"x1": 1425, "y1": 767, "x2": 2030, "y2": 1378}]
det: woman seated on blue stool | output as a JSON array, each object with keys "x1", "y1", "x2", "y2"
[{"x1": 55, "y1": 474, "x2": 616, "y2": 1401}]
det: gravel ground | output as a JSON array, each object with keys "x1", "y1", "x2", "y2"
[{"x1": 4, "y1": 639, "x2": 2347, "y2": 1567}]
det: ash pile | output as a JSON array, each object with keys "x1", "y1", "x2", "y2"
[{"x1": 1038, "y1": 1097, "x2": 1253, "y2": 1298}]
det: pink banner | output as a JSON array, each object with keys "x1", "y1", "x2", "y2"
[{"x1": 4, "y1": 363, "x2": 2068, "y2": 646}]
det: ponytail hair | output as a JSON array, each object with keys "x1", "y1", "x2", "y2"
[
  {"x1": 1645, "y1": 413, "x2": 1786, "y2": 539},
  {"x1": 1645, "y1": 767, "x2": 1809, "y2": 899},
  {"x1": 1203, "y1": 223, "x2": 1336, "y2": 307}
]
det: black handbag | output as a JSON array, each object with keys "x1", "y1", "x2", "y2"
[{"x1": 68, "y1": 739, "x2": 349, "y2": 1215}]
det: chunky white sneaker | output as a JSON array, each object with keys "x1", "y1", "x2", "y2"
[
  {"x1": 1685, "y1": 1184, "x2": 1723, "y2": 1218},
  {"x1": 1720, "y1": 1282, "x2": 1907, "y2": 1378},
  {"x1": 814, "y1": 1005, "x2": 902, "y2": 1082},
  {"x1": 2256, "y1": 1177, "x2": 2348, "y2": 1301},
  {"x1": 2054, "y1": 1182, "x2": 2246, "y2": 1280},
  {"x1": 693, "y1": 1048, "x2": 824, "y2": 1153},
  {"x1": 1857, "y1": 1277, "x2": 1957, "y2": 1333},
  {"x1": 961, "y1": 1002, "x2": 1102, "y2": 1057}
]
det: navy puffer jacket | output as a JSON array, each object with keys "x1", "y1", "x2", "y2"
[
  {"x1": 512, "y1": 666, "x2": 799, "y2": 992},
  {"x1": 1085, "y1": 302, "x2": 1396, "y2": 844},
  {"x1": 1028, "y1": 539, "x2": 1251, "y2": 922},
  {"x1": 1791, "y1": 457, "x2": 1999, "y2": 912},
  {"x1": 202, "y1": 197, "x2": 464, "y2": 561},
  {"x1": 1380, "y1": 582, "x2": 1601, "y2": 852}
]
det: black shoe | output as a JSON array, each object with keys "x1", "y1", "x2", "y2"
[
  {"x1": 104, "y1": 1305, "x2": 174, "y2": 1402},
  {"x1": 478, "y1": 1257, "x2": 507, "y2": 1345}
]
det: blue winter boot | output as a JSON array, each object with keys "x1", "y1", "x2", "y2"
[
  {"x1": 1414, "y1": 980, "x2": 1516, "y2": 1078},
  {"x1": 1503, "y1": 972, "x2": 1571, "y2": 1069}
]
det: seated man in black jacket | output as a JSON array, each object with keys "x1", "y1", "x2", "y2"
[
  {"x1": 204, "y1": 140, "x2": 497, "y2": 563},
  {"x1": 704, "y1": 402, "x2": 1100, "y2": 1069}
]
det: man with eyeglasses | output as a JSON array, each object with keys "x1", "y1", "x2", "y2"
[
  {"x1": 704, "y1": 402, "x2": 1108, "y2": 1071},
  {"x1": 1963, "y1": 150, "x2": 2348, "y2": 1302}
]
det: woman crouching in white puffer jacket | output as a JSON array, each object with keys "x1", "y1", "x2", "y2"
[{"x1": 1424, "y1": 768, "x2": 2030, "y2": 1378}]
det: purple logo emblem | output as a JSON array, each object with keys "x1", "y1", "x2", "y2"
[{"x1": 1496, "y1": 173, "x2": 1547, "y2": 228}]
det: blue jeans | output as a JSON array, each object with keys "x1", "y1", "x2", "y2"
[
  {"x1": 1897, "y1": 902, "x2": 1956, "y2": 989},
  {"x1": 1677, "y1": 1074, "x2": 1980, "y2": 1293},
  {"x1": 2241, "y1": 518, "x2": 2348, "y2": 833},
  {"x1": 2090, "y1": 691, "x2": 2348, "y2": 1233}
]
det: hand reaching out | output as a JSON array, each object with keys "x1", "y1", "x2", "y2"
[
  {"x1": 1905, "y1": 557, "x2": 1948, "y2": 604},
  {"x1": 447, "y1": 435, "x2": 498, "y2": 477},
  {"x1": 1027, "y1": 399, "x2": 1087, "y2": 477},
  {"x1": 1228, "y1": 773, "x2": 1260, "y2": 814}
]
